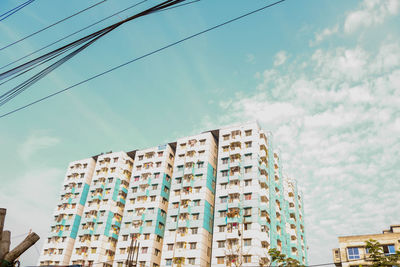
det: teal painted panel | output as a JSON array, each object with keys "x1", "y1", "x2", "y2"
[
  {"x1": 206, "y1": 163, "x2": 216, "y2": 194},
  {"x1": 104, "y1": 212, "x2": 114, "y2": 237},
  {"x1": 112, "y1": 178, "x2": 121, "y2": 201},
  {"x1": 202, "y1": 200, "x2": 213, "y2": 234},
  {"x1": 70, "y1": 215, "x2": 82, "y2": 239},
  {"x1": 79, "y1": 183, "x2": 90, "y2": 206}
]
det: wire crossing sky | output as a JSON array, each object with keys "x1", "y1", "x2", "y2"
[{"x1": 0, "y1": 0, "x2": 399, "y2": 266}]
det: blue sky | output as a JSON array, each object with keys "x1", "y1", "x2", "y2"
[{"x1": 1, "y1": 0, "x2": 399, "y2": 266}]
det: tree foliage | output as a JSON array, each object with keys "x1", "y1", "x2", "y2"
[
  {"x1": 268, "y1": 248, "x2": 304, "y2": 267},
  {"x1": 365, "y1": 239, "x2": 400, "y2": 267}
]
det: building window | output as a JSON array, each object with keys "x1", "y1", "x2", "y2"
[
  {"x1": 219, "y1": 225, "x2": 225, "y2": 232},
  {"x1": 166, "y1": 259, "x2": 172, "y2": 266},
  {"x1": 222, "y1": 158, "x2": 229, "y2": 164},
  {"x1": 222, "y1": 170, "x2": 228, "y2": 177},
  {"x1": 245, "y1": 141, "x2": 252, "y2": 148},
  {"x1": 168, "y1": 244, "x2": 174, "y2": 250},
  {"x1": 217, "y1": 257, "x2": 225, "y2": 264},
  {"x1": 141, "y1": 247, "x2": 148, "y2": 254},
  {"x1": 192, "y1": 214, "x2": 199, "y2": 220},
  {"x1": 245, "y1": 180, "x2": 252, "y2": 186},
  {"x1": 218, "y1": 241, "x2": 225, "y2": 248},
  {"x1": 188, "y1": 258, "x2": 195, "y2": 265},
  {"x1": 245, "y1": 166, "x2": 252, "y2": 173},
  {"x1": 347, "y1": 247, "x2": 360, "y2": 260},
  {"x1": 197, "y1": 162, "x2": 204, "y2": 168},
  {"x1": 244, "y1": 239, "x2": 252, "y2": 246},
  {"x1": 191, "y1": 228, "x2": 198, "y2": 234},
  {"x1": 190, "y1": 243, "x2": 197, "y2": 249},
  {"x1": 220, "y1": 197, "x2": 227, "y2": 203},
  {"x1": 243, "y1": 255, "x2": 251, "y2": 263},
  {"x1": 138, "y1": 155, "x2": 143, "y2": 160},
  {"x1": 244, "y1": 193, "x2": 252, "y2": 200},
  {"x1": 383, "y1": 244, "x2": 396, "y2": 255},
  {"x1": 245, "y1": 130, "x2": 252, "y2": 136}
]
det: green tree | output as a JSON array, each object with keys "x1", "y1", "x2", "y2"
[
  {"x1": 365, "y1": 239, "x2": 400, "y2": 267},
  {"x1": 267, "y1": 248, "x2": 304, "y2": 267}
]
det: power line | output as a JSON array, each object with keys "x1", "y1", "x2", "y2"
[
  {"x1": 0, "y1": 0, "x2": 190, "y2": 107},
  {"x1": 0, "y1": 0, "x2": 149, "y2": 71},
  {"x1": 0, "y1": 0, "x2": 35, "y2": 22},
  {"x1": 0, "y1": 0, "x2": 107, "y2": 52},
  {"x1": 0, "y1": 0, "x2": 287, "y2": 119}
]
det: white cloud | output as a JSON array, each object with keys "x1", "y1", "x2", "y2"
[
  {"x1": 310, "y1": 24, "x2": 339, "y2": 46},
  {"x1": 246, "y1": 53, "x2": 255, "y2": 64},
  {"x1": 18, "y1": 132, "x2": 60, "y2": 161},
  {"x1": 344, "y1": 0, "x2": 400, "y2": 34},
  {"x1": 273, "y1": 51, "x2": 288, "y2": 66}
]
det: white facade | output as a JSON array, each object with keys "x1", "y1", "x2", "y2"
[
  {"x1": 211, "y1": 122, "x2": 272, "y2": 266},
  {"x1": 70, "y1": 152, "x2": 133, "y2": 267},
  {"x1": 114, "y1": 144, "x2": 175, "y2": 267},
  {"x1": 161, "y1": 132, "x2": 218, "y2": 267},
  {"x1": 38, "y1": 157, "x2": 96, "y2": 266}
]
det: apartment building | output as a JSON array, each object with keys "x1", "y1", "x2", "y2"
[
  {"x1": 38, "y1": 157, "x2": 96, "y2": 266},
  {"x1": 211, "y1": 122, "x2": 307, "y2": 266},
  {"x1": 161, "y1": 132, "x2": 218, "y2": 267},
  {"x1": 114, "y1": 144, "x2": 175, "y2": 267},
  {"x1": 70, "y1": 152, "x2": 134, "y2": 267},
  {"x1": 38, "y1": 122, "x2": 307, "y2": 267},
  {"x1": 333, "y1": 225, "x2": 400, "y2": 267},
  {"x1": 283, "y1": 179, "x2": 307, "y2": 263}
]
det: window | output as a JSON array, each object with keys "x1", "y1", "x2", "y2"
[
  {"x1": 188, "y1": 258, "x2": 195, "y2": 265},
  {"x1": 123, "y1": 235, "x2": 128, "y2": 241},
  {"x1": 197, "y1": 162, "x2": 204, "y2": 168},
  {"x1": 245, "y1": 130, "x2": 252, "y2": 136},
  {"x1": 218, "y1": 241, "x2": 225, "y2": 248},
  {"x1": 166, "y1": 259, "x2": 172, "y2": 266},
  {"x1": 245, "y1": 180, "x2": 252, "y2": 186},
  {"x1": 152, "y1": 184, "x2": 158, "y2": 190},
  {"x1": 193, "y1": 200, "x2": 200, "y2": 206},
  {"x1": 245, "y1": 141, "x2": 252, "y2": 148},
  {"x1": 244, "y1": 239, "x2": 252, "y2": 246},
  {"x1": 221, "y1": 183, "x2": 227, "y2": 189},
  {"x1": 144, "y1": 234, "x2": 150, "y2": 240},
  {"x1": 154, "y1": 249, "x2": 160, "y2": 256},
  {"x1": 220, "y1": 197, "x2": 227, "y2": 203},
  {"x1": 108, "y1": 178, "x2": 113, "y2": 183},
  {"x1": 244, "y1": 208, "x2": 252, "y2": 216},
  {"x1": 192, "y1": 214, "x2": 199, "y2": 220},
  {"x1": 146, "y1": 220, "x2": 152, "y2": 227},
  {"x1": 222, "y1": 158, "x2": 229, "y2": 164},
  {"x1": 243, "y1": 255, "x2": 251, "y2": 263},
  {"x1": 91, "y1": 247, "x2": 97, "y2": 253},
  {"x1": 138, "y1": 155, "x2": 143, "y2": 160},
  {"x1": 219, "y1": 211, "x2": 227, "y2": 217},
  {"x1": 347, "y1": 247, "x2": 360, "y2": 260},
  {"x1": 383, "y1": 244, "x2": 395, "y2": 255},
  {"x1": 217, "y1": 257, "x2": 225, "y2": 264},
  {"x1": 245, "y1": 166, "x2": 252, "y2": 173},
  {"x1": 177, "y1": 165, "x2": 183, "y2": 171},
  {"x1": 222, "y1": 170, "x2": 228, "y2": 177},
  {"x1": 132, "y1": 187, "x2": 137, "y2": 193},
  {"x1": 141, "y1": 247, "x2": 148, "y2": 254},
  {"x1": 190, "y1": 242, "x2": 197, "y2": 249},
  {"x1": 156, "y1": 162, "x2": 162, "y2": 167},
  {"x1": 168, "y1": 244, "x2": 174, "y2": 250},
  {"x1": 244, "y1": 223, "x2": 251, "y2": 230},
  {"x1": 223, "y1": 135, "x2": 229, "y2": 141},
  {"x1": 191, "y1": 228, "x2": 198, "y2": 234},
  {"x1": 244, "y1": 193, "x2": 252, "y2": 200},
  {"x1": 119, "y1": 248, "x2": 126, "y2": 254},
  {"x1": 219, "y1": 225, "x2": 225, "y2": 232},
  {"x1": 150, "y1": 196, "x2": 156, "y2": 201}
]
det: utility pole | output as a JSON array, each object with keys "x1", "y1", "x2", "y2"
[{"x1": 0, "y1": 208, "x2": 40, "y2": 267}]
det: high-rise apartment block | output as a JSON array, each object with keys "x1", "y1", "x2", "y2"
[
  {"x1": 39, "y1": 122, "x2": 308, "y2": 267},
  {"x1": 39, "y1": 157, "x2": 96, "y2": 265}
]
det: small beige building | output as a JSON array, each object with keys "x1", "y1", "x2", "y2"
[{"x1": 332, "y1": 225, "x2": 400, "y2": 267}]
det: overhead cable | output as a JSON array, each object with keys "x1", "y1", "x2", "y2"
[
  {"x1": 0, "y1": 0, "x2": 148, "y2": 71},
  {"x1": 0, "y1": 0, "x2": 107, "y2": 52},
  {"x1": 0, "y1": 0, "x2": 189, "y2": 107},
  {"x1": 0, "y1": 0, "x2": 35, "y2": 22},
  {"x1": 0, "y1": 0, "x2": 287, "y2": 119}
]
